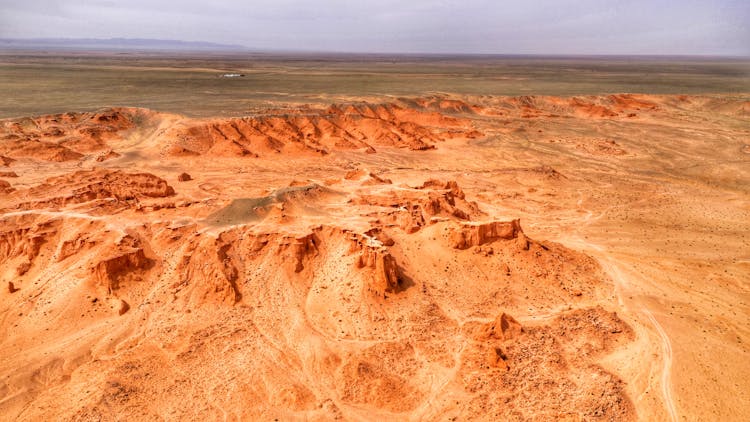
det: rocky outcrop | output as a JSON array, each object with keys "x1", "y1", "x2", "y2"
[
  {"x1": 175, "y1": 230, "x2": 250, "y2": 305},
  {"x1": 57, "y1": 233, "x2": 98, "y2": 262},
  {"x1": 91, "y1": 244, "x2": 153, "y2": 294},
  {"x1": 467, "y1": 312, "x2": 525, "y2": 371},
  {"x1": 363, "y1": 227, "x2": 395, "y2": 246},
  {"x1": 95, "y1": 150, "x2": 121, "y2": 162},
  {"x1": 479, "y1": 312, "x2": 524, "y2": 341},
  {"x1": 355, "y1": 180, "x2": 480, "y2": 233},
  {"x1": 0, "y1": 216, "x2": 59, "y2": 275},
  {"x1": 449, "y1": 219, "x2": 525, "y2": 249},
  {"x1": 356, "y1": 247, "x2": 400, "y2": 298},
  {"x1": 0, "y1": 180, "x2": 12, "y2": 194},
  {"x1": 344, "y1": 171, "x2": 395, "y2": 186},
  {"x1": 289, "y1": 233, "x2": 320, "y2": 273},
  {"x1": 419, "y1": 179, "x2": 466, "y2": 199}
]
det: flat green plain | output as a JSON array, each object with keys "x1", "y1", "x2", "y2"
[{"x1": 0, "y1": 51, "x2": 748, "y2": 118}]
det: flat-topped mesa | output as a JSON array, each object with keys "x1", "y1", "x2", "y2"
[
  {"x1": 69, "y1": 170, "x2": 175, "y2": 201},
  {"x1": 449, "y1": 219, "x2": 527, "y2": 250},
  {"x1": 0, "y1": 108, "x2": 143, "y2": 162},
  {"x1": 479, "y1": 93, "x2": 661, "y2": 119},
  {"x1": 411, "y1": 96, "x2": 483, "y2": 114},
  {"x1": 6, "y1": 169, "x2": 175, "y2": 211},
  {"x1": 324, "y1": 101, "x2": 469, "y2": 128}
]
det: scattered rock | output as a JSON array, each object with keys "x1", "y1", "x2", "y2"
[
  {"x1": 16, "y1": 261, "x2": 31, "y2": 276},
  {"x1": 516, "y1": 231, "x2": 529, "y2": 250},
  {"x1": 0, "y1": 179, "x2": 13, "y2": 194},
  {"x1": 117, "y1": 299, "x2": 130, "y2": 315}
]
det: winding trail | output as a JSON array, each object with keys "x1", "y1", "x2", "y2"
[
  {"x1": 564, "y1": 196, "x2": 681, "y2": 422},
  {"x1": 643, "y1": 308, "x2": 678, "y2": 422},
  {"x1": 597, "y1": 255, "x2": 679, "y2": 422}
]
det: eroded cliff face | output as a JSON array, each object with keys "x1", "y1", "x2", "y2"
[
  {"x1": 161, "y1": 101, "x2": 482, "y2": 157},
  {"x1": 0, "y1": 167, "x2": 633, "y2": 421},
  {"x1": 5, "y1": 93, "x2": 743, "y2": 421},
  {"x1": 0, "y1": 108, "x2": 141, "y2": 162}
]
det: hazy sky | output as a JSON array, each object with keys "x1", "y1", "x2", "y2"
[{"x1": 1, "y1": 0, "x2": 748, "y2": 55}]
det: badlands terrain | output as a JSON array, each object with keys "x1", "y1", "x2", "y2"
[{"x1": 0, "y1": 55, "x2": 749, "y2": 421}]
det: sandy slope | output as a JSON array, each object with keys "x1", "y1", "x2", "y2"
[{"x1": 0, "y1": 94, "x2": 748, "y2": 421}]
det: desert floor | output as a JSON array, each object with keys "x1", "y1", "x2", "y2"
[{"x1": 0, "y1": 55, "x2": 748, "y2": 421}]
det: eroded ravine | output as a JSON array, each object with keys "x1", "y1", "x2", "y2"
[{"x1": 1, "y1": 93, "x2": 748, "y2": 421}]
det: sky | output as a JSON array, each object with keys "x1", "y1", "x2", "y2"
[{"x1": 1, "y1": 0, "x2": 748, "y2": 55}]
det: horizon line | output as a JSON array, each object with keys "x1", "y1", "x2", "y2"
[{"x1": 1, "y1": 37, "x2": 748, "y2": 59}]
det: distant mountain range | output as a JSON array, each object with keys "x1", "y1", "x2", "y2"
[{"x1": 0, "y1": 38, "x2": 248, "y2": 51}]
